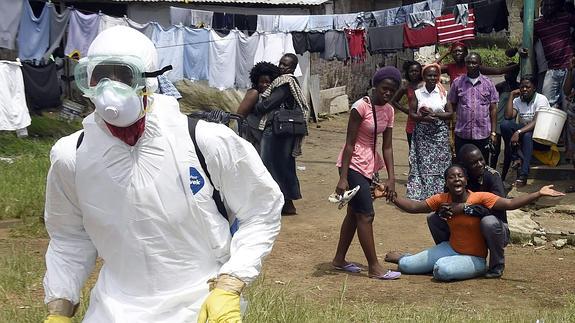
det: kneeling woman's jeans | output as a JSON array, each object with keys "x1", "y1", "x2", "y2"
[{"x1": 398, "y1": 241, "x2": 486, "y2": 281}]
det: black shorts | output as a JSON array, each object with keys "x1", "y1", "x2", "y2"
[{"x1": 339, "y1": 168, "x2": 374, "y2": 215}]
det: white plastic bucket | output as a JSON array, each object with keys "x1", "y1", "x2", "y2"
[{"x1": 533, "y1": 107, "x2": 567, "y2": 145}]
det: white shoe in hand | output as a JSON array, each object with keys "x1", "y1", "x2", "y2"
[{"x1": 328, "y1": 185, "x2": 360, "y2": 209}]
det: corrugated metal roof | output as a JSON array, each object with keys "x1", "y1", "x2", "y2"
[{"x1": 111, "y1": 0, "x2": 327, "y2": 5}]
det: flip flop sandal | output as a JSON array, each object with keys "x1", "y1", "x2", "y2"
[
  {"x1": 337, "y1": 185, "x2": 360, "y2": 210},
  {"x1": 328, "y1": 185, "x2": 360, "y2": 210},
  {"x1": 369, "y1": 270, "x2": 401, "y2": 280},
  {"x1": 333, "y1": 263, "x2": 362, "y2": 273}
]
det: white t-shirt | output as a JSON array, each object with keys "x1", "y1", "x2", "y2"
[
  {"x1": 512, "y1": 92, "x2": 550, "y2": 124},
  {"x1": 415, "y1": 85, "x2": 447, "y2": 113}
]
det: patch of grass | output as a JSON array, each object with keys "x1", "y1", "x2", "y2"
[
  {"x1": 1, "y1": 243, "x2": 574, "y2": 323},
  {"x1": 0, "y1": 242, "x2": 89, "y2": 323},
  {"x1": 244, "y1": 278, "x2": 575, "y2": 322},
  {"x1": 0, "y1": 116, "x2": 80, "y2": 221}
]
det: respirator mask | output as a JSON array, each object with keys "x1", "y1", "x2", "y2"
[{"x1": 75, "y1": 55, "x2": 170, "y2": 127}]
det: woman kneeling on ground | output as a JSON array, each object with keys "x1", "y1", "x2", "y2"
[
  {"x1": 374, "y1": 164, "x2": 563, "y2": 282},
  {"x1": 332, "y1": 66, "x2": 401, "y2": 280}
]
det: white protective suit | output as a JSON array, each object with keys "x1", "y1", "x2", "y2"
[{"x1": 43, "y1": 27, "x2": 283, "y2": 322}]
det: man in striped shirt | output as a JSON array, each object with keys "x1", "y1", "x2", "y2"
[
  {"x1": 534, "y1": 0, "x2": 575, "y2": 108},
  {"x1": 448, "y1": 52, "x2": 499, "y2": 162}
]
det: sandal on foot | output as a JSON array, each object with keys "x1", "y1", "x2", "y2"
[
  {"x1": 333, "y1": 263, "x2": 362, "y2": 273},
  {"x1": 369, "y1": 270, "x2": 401, "y2": 280},
  {"x1": 514, "y1": 176, "x2": 527, "y2": 188}
]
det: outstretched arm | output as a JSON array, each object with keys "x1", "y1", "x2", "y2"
[
  {"x1": 492, "y1": 185, "x2": 564, "y2": 211},
  {"x1": 480, "y1": 63, "x2": 519, "y2": 76},
  {"x1": 372, "y1": 184, "x2": 432, "y2": 213}
]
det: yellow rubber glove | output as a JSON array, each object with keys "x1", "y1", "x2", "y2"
[
  {"x1": 43, "y1": 315, "x2": 72, "y2": 323},
  {"x1": 197, "y1": 288, "x2": 241, "y2": 323}
]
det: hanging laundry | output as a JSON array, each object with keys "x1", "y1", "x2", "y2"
[
  {"x1": 372, "y1": 8, "x2": 394, "y2": 27},
  {"x1": 278, "y1": 15, "x2": 309, "y2": 32},
  {"x1": 307, "y1": 31, "x2": 325, "y2": 53},
  {"x1": 212, "y1": 12, "x2": 235, "y2": 31},
  {"x1": 344, "y1": 29, "x2": 366, "y2": 62},
  {"x1": 0, "y1": 0, "x2": 24, "y2": 50},
  {"x1": 99, "y1": 14, "x2": 128, "y2": 33},
  {"x1": 170, "y1": 6, "x2": 192, "y2": 26},
  {"x1": 394, "y1": 4, "x2": 414, "y2": 25},
  {"x1": 414, "y1": 45, "x2": 436, "y2": 64},
  {"x1": 453, "y1": 4, "x2": 469, "y2": 26},
  {"x1": 150, "y1": 23, "x2": 184, "y2": 83},
  {"x1": 334, "y1": 13, "x2": 358, "y2": 30},
  {"x1": 408, "y1": 10, "x2": 436, "y2": 28},
  {"x1": 183, "y1": 27, "x2": 209, "y2": 81},
  {"x1": 428, "y1": 0, "x2": 443, "y2": 17},
  {"x1": 44, "y1": 4, "x2": 70, "y2": 59},
  {"x1": 474, "y1": 0, "x2": 509, "y2": 33},
  {"x1": 257, "y1": 15, "x2": 279, "y2": 32},
  {"x1": 236, "y1": 32, "x2": 259, "y2": 88},
  {"x1": 208, "y1": 30, "x2": 238, "y2": 90},
  {"x1": 291, "y1": 32, "x2": 308, "y2": 54},
  {"x1": 253, "y1": 32, "x2": 301, "y2": 76},
  {"x1": 322, "y1": 30, "x2": 349, "y2": 62},
  {"x1": 435, "y1": 10, "x2": 475, "y2": 44},
  {"x1": 355, "y1": 12, "x2": 376, "y2": 28},
  {"x1": 171, "y1": 7, "x2": 214, "y2": 28},
  {"x1": 65, "y1": 10, "x2": 100, "y2": 58},
  {"x1": 234, "y1": 14, "x2": 257, "y2": 33},
  {"x1": 403, "y1": 24, "x2": 437, "y2": 48},
  {"x1": 367, "y1": 24, "x2": 404, "y2": 54},
  {"x1": 21, "y1": 60, "x2": 61, "y2": 113},
  {"x1": 191, "y1": 9, "x2": 214, "y2": 28},
  {"x1": 17, "y1": 1, "x2": 50, "y2": 61},
  {"x1": 307, "y1": 15, "x2": 334, "y2": 31},
  {"x1": 0, "y1": 60, "x2": 31, "y2": 131},
  {"x1": 126, "y1": 18, "x2": 154, "y2": 40},
  {"x1": 156, "y1": 75, "x2": 182, "y2": 99},
  {"x1": 412, "y1": 0, "x2": 430, "y2": 13}
]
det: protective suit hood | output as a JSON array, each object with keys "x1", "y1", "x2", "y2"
[{"x1": 87, "y1": 26, "x2": 158, "y2": 92}]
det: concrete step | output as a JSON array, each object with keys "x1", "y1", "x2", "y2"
[{"x1": 528, "y1": 164, "x2": 575, "y2": 181}]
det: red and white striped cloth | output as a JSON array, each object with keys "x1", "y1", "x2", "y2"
[{"x1": 436, "y1": 9, "x2": 475, "y2": 44}]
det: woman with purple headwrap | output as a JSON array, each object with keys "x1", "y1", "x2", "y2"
[{"x1": 331, "y1": 66, "x2": 402, "y2": 280}]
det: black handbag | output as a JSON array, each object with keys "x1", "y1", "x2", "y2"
[{"x1": 272, "y1": 108, "x2": 307, "y2": 136}]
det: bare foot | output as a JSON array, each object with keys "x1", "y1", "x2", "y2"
[{"x1": 384, "y1": 251, "x2": 407, "y2": 264}]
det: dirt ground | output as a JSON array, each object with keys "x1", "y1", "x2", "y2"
[
  {"x1": 263, "y1": 113, "x2": 575, "y2": 311},
  {"x1": 1, "y1": 112, "x2": 574, "y2": 315}
]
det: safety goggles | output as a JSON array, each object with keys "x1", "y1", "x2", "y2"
[
  {"x1": 74, "y1": 55, "x2": 147, "y2": 97},
  {"x1": 74, "y1": 56, "x2": 172, "y2": 97}
]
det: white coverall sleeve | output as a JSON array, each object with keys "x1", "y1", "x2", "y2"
[
  {"x1": 43, "y1": 133, "x2": 98, "y2": 304},
  {"x1": 198, "y1": 123, "x2": 283, "y2": 284}
]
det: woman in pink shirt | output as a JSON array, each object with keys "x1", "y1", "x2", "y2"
[{"x1": 332, "y1": 66, "x2": 401, "y2": 280}]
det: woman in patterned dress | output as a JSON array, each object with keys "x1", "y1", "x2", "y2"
[{"x1": 406, "y1": 64, "x2": 453, "y2": 200}]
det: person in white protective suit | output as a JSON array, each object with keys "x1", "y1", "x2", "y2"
[{"x1": 42, "y1": 26, "x2": 283, "y2": 323}]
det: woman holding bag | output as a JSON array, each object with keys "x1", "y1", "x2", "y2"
[
  {"x1": 331, "y1": 66, "x2": 401, "y2": 280},
  {"x1": 254, "y1": 54, "x2": 309, "y2": 215}
]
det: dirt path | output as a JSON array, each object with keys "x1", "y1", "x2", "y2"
[
  {"x1": 262, "y1": 114, "x2": 575, "y2": 311},
  {"x1": 1, "y1": 113, "x2": 573, "y2": 314}
]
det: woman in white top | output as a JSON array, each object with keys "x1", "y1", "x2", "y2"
[
  {"x1": 406, "y1": 64, "x2": 453, "y2": 200},
  {"x1": 501, "y1": 75, "x2": 551, "y2": 187}
]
